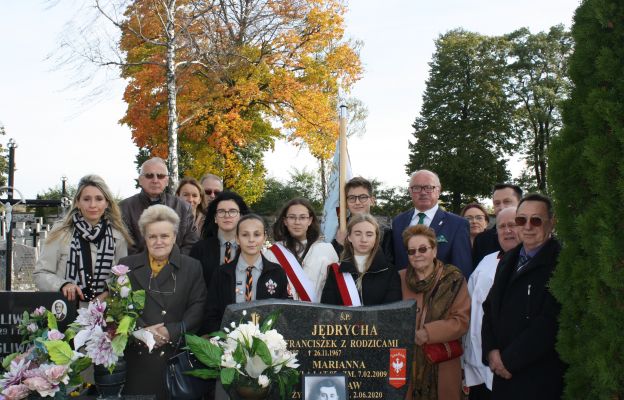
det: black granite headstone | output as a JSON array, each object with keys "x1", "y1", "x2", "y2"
[
  {"x1": 220, "y1": 299, "x2": 416, "y2": 400},
  {"x1": 0, "y1": 292, "x2": 77, "y2": 357}
]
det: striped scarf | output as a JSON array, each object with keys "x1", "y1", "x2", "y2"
[{"x1": 66, "y1": 212, "x2": 116, "y2": 301}]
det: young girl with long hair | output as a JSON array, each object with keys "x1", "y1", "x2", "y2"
[
  {"x1": 321, "y1": 213, "x2": 401, "y2": 306},
  {"x1": 264, "y1": 198, "x2": 338, "y2": 302}
]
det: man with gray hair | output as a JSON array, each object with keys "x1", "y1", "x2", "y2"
[
  {"x1": 120, "y1": 157, "x2": 199, "y2": 254},
  {"x1": 391, "y1": 169, "x2": 472, "y2": 277}
]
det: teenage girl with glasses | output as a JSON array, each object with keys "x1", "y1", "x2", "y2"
[{"x1": 264, "y1": 198, "x2": 338, "y2": 302}]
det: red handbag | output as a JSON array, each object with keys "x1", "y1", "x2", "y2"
[{"x1": 423, "y1": 340, "x2": 463, "y2": 364}]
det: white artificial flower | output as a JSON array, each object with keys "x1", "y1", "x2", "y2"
[
  {"x1": 220, "y1": 352, "x2": 237, "y2": 369},
  {"x1": 242, "y1": 310, "x2": 247, "y2": 316},
  {"x1": 258, "y1": 375, "x2": 269, "y2": 388},
  {"x1": 244, "y1": 355, "x2": 268, "y2": 379},
  {"x1": 230, "y1": 321, "x2": 236, "y2": 328}
]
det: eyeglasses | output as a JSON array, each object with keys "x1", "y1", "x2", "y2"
[
  {"x1": 148, "y1": 271, "x2": 176, "y2": 295},
  {"x1": 205, "y1": 189, "x2": 221, "y2": 196},
  {"x1": 465, "y1": 215, "x2": 486, "y2": 222},
  {"x1": 515, "y1": 216, "x2": 546, "y2": 227},
  {"x1": 216, "y1": 209, "x2": 240, "y2": 218},
  {"x1": 286, "y1": 215, "x2": 310, "y2": 222},
  {"x1": 407, "y1": 246, "x2": 432, "y2": 255},
  {"x1": 347, "y1": 194, "x2": 371, "y2": 204},
  {"x1": 409, "y1": 185, "x2": 437, "y2": 194},
  {"x1": 497, "y1": 222, "x2": 517, "y2": 231},
  {"x1": 142, "y1": 173, "x2": 168, "y2": 180}
]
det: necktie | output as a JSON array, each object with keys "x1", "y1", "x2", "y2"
[
  {"x1": 516, "y1": 254, "x2": 531, "y2": 273},
  {"x1": 224, "y1": 242, "x2": 232, "y2": 264},
  {"x1": 417, "y1": 212, "x2": 426, "y2": 225},
  {"x1": 245, "y1": 266, "x2": 254, "y2": 302}
]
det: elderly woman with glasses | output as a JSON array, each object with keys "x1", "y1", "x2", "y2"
[
  {"x1": 119, "y1": 205, "x2": 207, "y2": 400},
  {"x1": 461, "y1": 203, "x2": 490, "y2": 247},
  {"x1": 400, "y1": 225, "x2": 470, "y2": 400}
]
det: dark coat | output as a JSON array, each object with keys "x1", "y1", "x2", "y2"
[
  {"x1": 481, "y1": 238, "x2": 565, "y2": 400},
  {"x1": 119, "y1": 190, "x2": 199, "y2": 255},
  {"x1": 331, "y1": 225, "x2": 395, "y2": 266},
  {"x1": 321, "y1": 251, "x2": 401, "y2": 306},
  {"x1": 472, "y1": 227, "x2": 501, "y2": 270},
  {"x1": 119, "y1": 245, "x2": 207, "y2": 400},
  {"x1": 203, "y1": 254, "x2": 289, "y2": 334},
  {"x1": 392, "y1": 208, "x2": 472, "y2": 277},
  {"x1": 189, "y1": 236, "x2": 221, "y2": 289}
]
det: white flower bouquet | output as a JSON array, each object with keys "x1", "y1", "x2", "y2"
[{"x1": 185, "y1": 310, "x2": 299, "y2": 399}]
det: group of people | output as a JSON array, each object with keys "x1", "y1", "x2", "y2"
[{"x1": 32, "y1": 157, "x2": 565, "y2": 400}]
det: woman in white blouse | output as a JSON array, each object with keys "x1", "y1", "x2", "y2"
[{"x1": 265, "y1": 198, "x2": 338, "y2": 302}]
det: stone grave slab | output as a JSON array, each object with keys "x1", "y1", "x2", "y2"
[{"x1": 220, "y1": 299, "x2": 416, "y2": 399}]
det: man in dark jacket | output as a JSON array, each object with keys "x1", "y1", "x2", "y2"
[
  {"x1": 472, "y1": 184, "x2": 522, "y2": 269},
  {"x1": 481, "y1": 193, "x2": 565, "y2": 400},
  {"x1": 120, "y1": 157, "x2": 199, "y2": 254}
]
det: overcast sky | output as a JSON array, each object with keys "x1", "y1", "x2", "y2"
[{"x1": 0, "y1": 0, "x2": 580, "y2": 201}]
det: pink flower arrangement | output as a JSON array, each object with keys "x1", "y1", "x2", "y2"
[
  {"x1": 69, "y1": 264, "x2": 146, "y2": 372},
  {"x1": 0, "y1": 308, "x2": 88, "y2": 400}
]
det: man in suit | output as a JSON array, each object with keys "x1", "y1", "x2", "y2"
[
  {"x1": 472, "y1": 184, "x2": 523, "y2": 269},
  {"x1": 392, "y1": 169, "x2": 472, "y2": 277},
  {"x1": 481, "y1": 193, "x2": 565, "y2": 400}
]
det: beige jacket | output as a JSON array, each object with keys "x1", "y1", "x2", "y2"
[{"x1": 34, "y1": 227, "x2": 128, "y2": 292}]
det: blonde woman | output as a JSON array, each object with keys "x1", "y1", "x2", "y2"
[
  {"x1": 34, "y1": 175, "x2": 132, "y2": 302},
  {"x1": 321, "y1": 214, "x2": 400, "y2": 306}
]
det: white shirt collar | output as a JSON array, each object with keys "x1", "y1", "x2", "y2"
[{"x1": 410, "y1": 204, "x2": 439, "y2": 227}]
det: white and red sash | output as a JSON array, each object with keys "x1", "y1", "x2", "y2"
[
  {"x1": 269, "y1": 243, "x2": 317, "y2": 302},
  {"x1": 330, "y1": 263, "x2": 362, "y2": 307}
]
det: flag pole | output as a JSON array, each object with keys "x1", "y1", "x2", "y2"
[{"x1": 339, "y1": 105, "x2": 348, "y2": 231}]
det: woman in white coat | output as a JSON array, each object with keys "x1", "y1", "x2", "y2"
[
  {"x1": 34, "y1": 175, "x2": 132, "y2": 302},
  {"x1": 265, "y1": 198, "x2": 338, "y2": 302}
]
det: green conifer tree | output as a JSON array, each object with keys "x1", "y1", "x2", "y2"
[
  {"x1": 406, "y1": 30, "x2": 514, "y2": 213},
  {"x1": 549, "y1": 0, "x2": 624, "y2": 398}
]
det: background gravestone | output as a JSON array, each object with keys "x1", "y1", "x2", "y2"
[
  {"x1": 0, "y1": 292, "x2": 77, "y2": 358},
  {"x1": 220, "y1": 299, "x2": 416, "y2": 400}
]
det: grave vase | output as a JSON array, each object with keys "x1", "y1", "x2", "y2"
[{"x1": 93, "y1": 358, "x2": 126, "y2": 398}]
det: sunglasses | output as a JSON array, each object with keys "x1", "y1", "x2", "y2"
[
  {"x1": 142, "y1": 173, "x2": 168, "y2": 180},
  {"x1": 205, "y1": 189, "x2": 221, "y2": 196},
  {"x1": 515, "y1": 216, "x2": 546, "y2": 227},
  {"x1": 407, "y1": 246, "x2": 432, "y2": 256}
]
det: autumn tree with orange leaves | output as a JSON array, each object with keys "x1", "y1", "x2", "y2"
[{"x1": 119, "y1": 0, "x2": 362, "y2": 202}]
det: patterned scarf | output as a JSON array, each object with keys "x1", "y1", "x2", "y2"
[
  {"x1": 66, "y1": 212, "x2": 116, "y2": 301},
  {"x1": 406, "y1": 259, "x2": 464, "y2": 400}
]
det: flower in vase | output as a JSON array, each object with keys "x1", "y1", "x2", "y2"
[
  {"x1": 74, "y1": 300, "x2": 106, "y2": 330},
  {"x1": 47, "y1": 330, "x2": 64, "y2": 341},
  {"x1": 32, "y1": 307, "x2": 47, "y2": 317},
  {"x1": 116, "y1": 275, "x2": 129, "y2": 285},
  {"x1": 43, "y1": 365, "x2": 70, "y2": 385},
  {"x1": 0, "y1": 359, "x2": 31, "y2": 388},
  {"x1": 244, "y1": 355, "x2": 268, "y2": 379},
  {"x1": 22, "y1": 376, "x2": 57, "y2": 398},
  {"x1": 84, "y1": 326, "x2": 118, "y2": 369},
  {"x1": 111, "y1": 265, "x2": 129, "y2": 276},
  {"x1": 1, "y1": 384, "x2": 30, "y2": 400},
  {"x1": 257, "y1": 375, "x2": 270, "y2": 388},
  {"x1": 119, "y1": 286, "x2": 131, "y2": 298}
]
